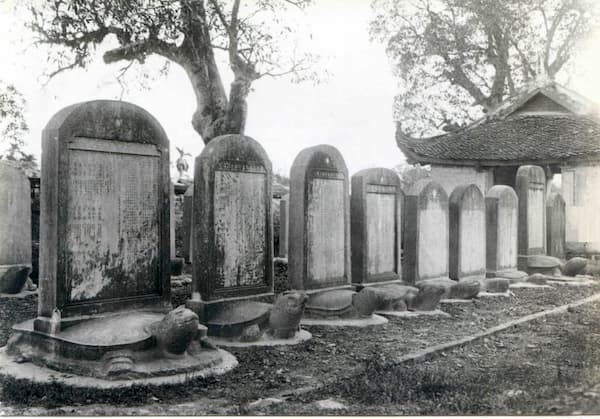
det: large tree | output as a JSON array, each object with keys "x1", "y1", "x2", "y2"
[
  {"x1": 0, "y1": 82, "x2": 38, "y2": 175},
  {"x1": 28, "y1": 0, "x2": 318, "y2": 143},
  {"x1": 370, "y1": 0, "x2": 600, "y2": 136}
]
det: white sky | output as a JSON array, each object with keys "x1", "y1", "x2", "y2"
[{"x1": 2, "y1": 0, "x2": 600, "y2": 178}]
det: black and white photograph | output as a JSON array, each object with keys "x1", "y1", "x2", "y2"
[{"x1": 1, "y1": 0, "x2": 600, "y2": 415}]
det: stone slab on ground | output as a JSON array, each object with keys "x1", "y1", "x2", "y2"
[
  {"x1": 0, "y1": 289, "x2": 37, "y2": 299},
  {"x1": 208, "y1": 329, "x2": 312, "y2": 348},
  {"x1": 300, "y1": 314, "x2": 388, "y2": 327},
  {"x1": 509, "y1": 283, "x2": 554, "y2": 289},
  {"x1": 376, "y1": 309, "x2": 450, "y2": 318},
  {"x1": 478, "y1": 290, "x2": 514, "y2": 298}
]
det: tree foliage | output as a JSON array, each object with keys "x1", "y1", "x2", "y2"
[
  {"x1": 0, "y1": 82, "x2": 38, "y2": 175},
  {"x1": 28, "y1": 0, "x2": 319, "y2": 143},
  {"x1": 371, "y1": 0, "x2": 600, "y2": 137}
]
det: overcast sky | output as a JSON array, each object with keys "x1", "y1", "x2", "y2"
[{"x1": 2, "y1": 0, "x2": 600, "y2": 179}]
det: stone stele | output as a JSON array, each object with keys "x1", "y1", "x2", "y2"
[
  {"x1": 288, "y1": 146, "x2": 381, "y2": 322},
  {"x1": 0, "y1": 161, "x2": 32, "y2": 294},
  {"x1": 186, "y1": 134, "x2": 276, "y2": 340},
  {"x1": 403, "y1": 180, "x2": 450, "y2": 285},
  {"x1": 485, "y1": 185, "x2": 527, "y2": 282},
  {"x1": 516, "y1": 165, "x2": 559, "y2": 274},
  {"x1": 6, "y1": 100, "x2": 234, "y2": 381}
]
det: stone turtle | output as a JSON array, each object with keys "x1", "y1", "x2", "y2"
[{"x1": 150, "y1": 306, "x2": 200, "y2": 357}]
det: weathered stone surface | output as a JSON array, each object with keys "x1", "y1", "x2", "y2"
[
  {"x1": 371, "y1": 284, "x2": 418, "y2": 311},
  {"x1": 182, "y1": 186, "x2": 193, "y2": 263},
  {"x1": 416, "y1": 277, "x2": 480, "y2": 300},
  {"x1": 150, "y1": 306, "x2": 199, "y2": 356},
  {"x1": 527, "y1": 273, "x2": 548, "y2": 285},
  {"x1": 189, "y1": 135, "x2": 273, "y2": 304},
  {"x1": 0, "y1": 162, "x2": 32, "y2": 294},
  {"x1": 408, "y1": 284, "x2": 445, "y2": 311},
  {"x1": 351, "y1": 168, "x2": 403, "y2": 285},
  {"x1": 268, "y1": 291, "x2": 308, "y2": 338},
  {"x1": 0, "y1": 265, "x2": 32, "y2": 294},
  {"x1": 304, "y1": 289, "x2": 371, "y2": 319},
  {"x1": 526, "y1": 254, "x2": 562, "y2": 275},
  {"x1": 203, "y1": 301, "x2": 271, "y2": 339},
  {"x1": 449, "y1": 184, "x2": 485, "y2": 281},
  {"x1": 448, "y1": 279, "x2": 481, "y2": 299},
  {"x1": 288, "y1": 145, "x2": 350, "y2": 292},
  {"x1": 546, "y1": 192, "x2": 566, "y2": 259},
  {"x1": 403, "y1": 180, "x2": 449, "y2": 284},
  {"x1": 516, "y1": 165, "x2": 546, "y2": 270},
  {"x1": 562, "y1": 257, "x2": 588, "y2": 277},
  {"x1": 279, "y1": 195, "x2": 289, "y2": 258},
  {"x1": 481, "y1": 278, "x2": 510, "y2": 293},
  {"x1": 170, "y1": 257, "x2": 184, "y2": 276},
  {"x1": 239, "y1": 324, "x2": 263, "y2": 342},
  {"x1": 486, "y1": 185, "x2": 519, "y2": 278},
  {"x1": 36, "y1": 100, "x2": 171, "y2": 332},
  {"x1": 351, "y1": 287, "x2": 380, "y2": 317}
]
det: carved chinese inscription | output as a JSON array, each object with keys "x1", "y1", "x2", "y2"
[
  {"x1": 213, "y1": 161, "x2": 267, "y2": 291},
  {"x1": 307, "y1": 170, "x2": 345, "y2": 285},
  {"x1": 366, "y1": 184, "x2": 396, "y2": 275},
  {"x1": 65, "y1": 138, "x2": 160, "y2": 302}
]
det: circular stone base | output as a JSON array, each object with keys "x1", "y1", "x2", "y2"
[
  {"x1": 208, "y1": 329, "x2": 312, "y2": 348},
  {"x1": 300, "y1": 314, "x2": 388, "y2": 327},
  {"x1": 547, "y1": 277, "x2": 595, "y2": 287},
  {"x1": 509, "y1": 282, "x2": 554, "y2": 289},
  {"x1": 376, "y1": 309, "x2": 450, "y2": 318},
  {"x1": 440, "y1": 298, "x2": 474, "y2": 304},
  {"x1": 478, "y1": 290, "x2": 514, "y2": 298},
  {"x1": 0, "y1": 347, "x2": 237, "y2": 389},
  {"x1": 0, "y1": 289, "x2": 37, "y2": 299}
]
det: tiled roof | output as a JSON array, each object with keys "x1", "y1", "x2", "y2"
[{"x1": 397, "y1": 114, "x2": 600, "y2": 165}]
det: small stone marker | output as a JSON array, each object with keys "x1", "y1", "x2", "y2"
[
  {"x1": 485, "y1": 185, "x2": 527, "y2": 281},
  {"x1": 516, "y1": 165, "x2": 559, "y2": 273},
  {"x1": 186, "y1": 134, "x2": 274, "y2": 337},
  {"x1": 546, "y1": 192, "x2": 566, "y2": 259},
  {"x1": 403, "y1": 180, "x2": 449, "y2": 284},
  {"x1": 0, "y1": 161, "x2": 32, "y2": 293},
  {"x1": 449, "y1": 184, "x2": 485, "y2": 281},
  {"x1": 351, "y1": 167, "x2": 403, "y2": 286},
  {"x1": 279, "y1": 194, "x2": 289, "y2": 258},
  {"x1": 35, "y1": 100, "x2": 171, "y2": 334},
  {"x1": 182, "y1": 185, "x2": 193, "y2": 263},
  {"x1": 288, "y1": 145, "x2": 350, "y2": 292}
]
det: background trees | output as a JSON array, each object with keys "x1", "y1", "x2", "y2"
[
  {"x1": 0, "y1": 82, "x2": 38, "y2": 176},
  {"x1": 29, "y1": 0, "x2": 319, "y2": 144},
  {"x1": 370, "y1": 0, "x2": 600, "y2": 136}
]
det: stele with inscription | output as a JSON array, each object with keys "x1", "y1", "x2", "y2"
[
  {"x1": 288, "y1": 145, "x2": 351, "y2": 292},
  {"x1": 1, "y1": 102, "x2": 235, "y2": 382},
  {"x1": 351, "y1": 167, "x2": 402, "y2": 286},
  {"x1": 449, "y1": 184, "x2": 486, "y2": 281},
  {"x1": 186, "y1": 134, "x2": 274, "y2": 338},
  {"x1": 403, "y1": 180, "x2": 449, "y2": 284},
  {"x1": 485, "y1": 185, "x2": 524, "y2": 279}
]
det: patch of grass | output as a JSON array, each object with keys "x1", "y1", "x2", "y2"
[{"x1": 0, "y1": 374, "x2": 217, "y2": 408}]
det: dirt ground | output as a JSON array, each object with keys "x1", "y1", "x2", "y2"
[{"x1": 1, "y1": 280, "x2": 600, "y2": 415}]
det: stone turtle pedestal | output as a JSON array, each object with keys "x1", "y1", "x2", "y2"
[
  {"x1": 4, "y1": 100, "x2": 237, "y2": 385},
  {"x1": 289, "y1": 146, "x2": 387, "y2": 327},
  {"x1": 5, "y1": 307, "x2": 235, "y2": 381},
  {"x1": 185, "y1": 135, "x2": 310, "y2": 345}
]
